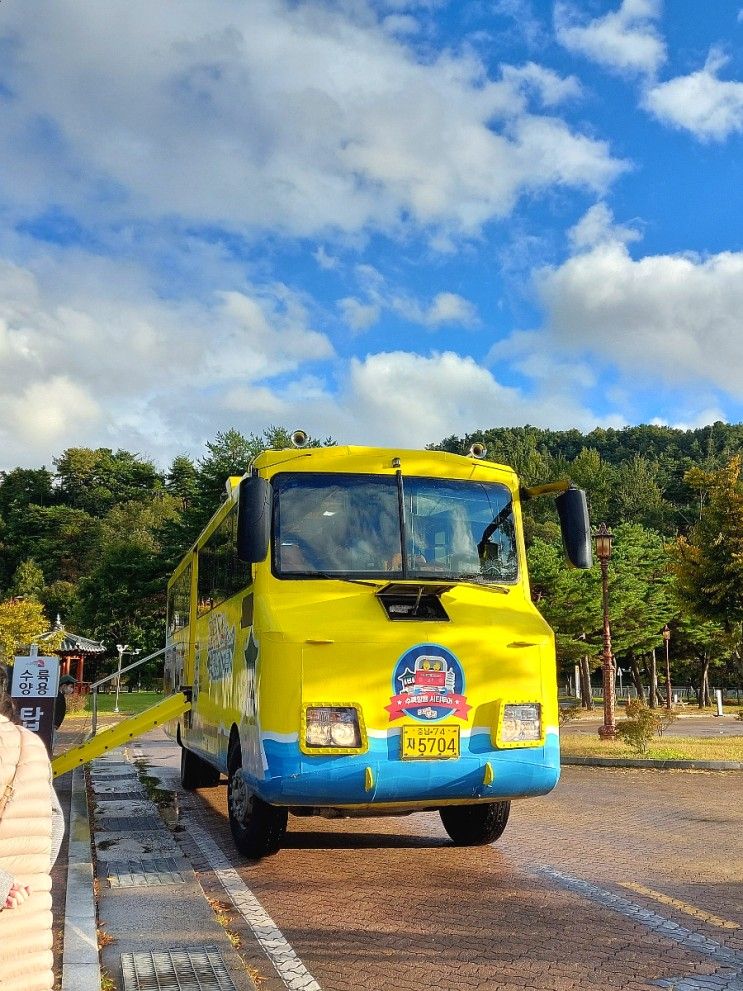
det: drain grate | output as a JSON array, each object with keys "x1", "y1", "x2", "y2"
[
  {"x1": 93, "y1": 790, "x2": 148, "y2": 801},
  {"x1": 94, "y1": 831, "x2": 182, "y2": 857},
  {"x1": 121, "y1": 947, "x2": 237, "y2": 991},
  {"x1": 95, "y1": 814, "x2": 165, "y2": 831},
  {"x1": 91, "y1": 771, "x2": 139, "y2": 781},
  {"x1": 106, "y1": 857, "x2": 190, "y2": 887}
]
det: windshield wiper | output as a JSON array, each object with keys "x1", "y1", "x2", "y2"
[
  {"x1": 291, "y1": 571, "x2": 385, "y2": 587},
  {"x1": 452, "y1": 574, "x2": 511, "y2": 594}
]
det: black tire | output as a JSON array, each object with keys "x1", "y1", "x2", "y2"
[
  {"x1": 180, "y1": 745, "x2": 221, "y2": 790},
  {"x1": 227, "y1": 740, "x2": 287, "y2": 859},
  {"x1": 439, "y1": 801, "x2": 511, "y2": 846}
]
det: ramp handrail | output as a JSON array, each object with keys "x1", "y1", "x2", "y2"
[
  {"x1": 89, "y1": 645, "x2": 167, "y2": 735},
  {"x1": 52, "y1": 690, "x2": 190, "y2": 778}
]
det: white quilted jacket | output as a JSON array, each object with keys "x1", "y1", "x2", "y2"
[{"x1": 0, "y1": 715, "x2": 56, "y2": 991}]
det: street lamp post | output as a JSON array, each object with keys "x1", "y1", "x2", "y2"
[
  {"x1": 114, "y1": 643, "x2": 141, "y2": 713},
  {"x1": 663, "y1": 624, "x2": 672, "y2": 710},
  {"x1": 594, "y1": 523, "x2": 617, "y2": 740}
]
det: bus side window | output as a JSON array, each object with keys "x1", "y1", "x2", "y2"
[
  {"x1": 168, "y1": 563, "x2": 192, "y2": 633},
  {"x1": 197, "y1": 506, "x2": 252, "y2": 612}
]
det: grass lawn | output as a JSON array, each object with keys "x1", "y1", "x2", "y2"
[
  {"x1": 560, "y1": 735, "x2": 743, "y2": 761},
  {"x1": 65, "y1": 691, "x2": 165, "y2": 719}
]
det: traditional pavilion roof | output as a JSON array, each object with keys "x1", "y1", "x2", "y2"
[{"x1": 39, "y1": 616, "x2": 106, "y2": 656}]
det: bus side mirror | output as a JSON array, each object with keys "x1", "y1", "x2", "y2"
[
  {"x1": 237, "y1": 476, "x2": 271, "y2": 563},
  {"x1": 555, "y1": 487, "x2": 592, "y2": 570}
]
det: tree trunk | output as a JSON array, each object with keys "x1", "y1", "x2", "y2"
[
  {"x1": 651, "y1": 648, "x2": 660, "y2": 707},
  {"x1": 700, "y1": 655, "x2": 711, "y2": 708},
  {"x1": 579, "y1": 656, "x2": 594, "y2": 710},
  {"x1": 643, "y1": 650, "x2": 659, "y2": 707},
  {"x1": 629, "y1": 654, "x2": 644, "y2": 701}
]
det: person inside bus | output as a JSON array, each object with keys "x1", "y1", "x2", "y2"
[{"x1": 279, "y1": 487, "x2": 399, "y2": 574}]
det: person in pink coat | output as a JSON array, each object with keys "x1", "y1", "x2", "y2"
[{"x1": 0, "y1": 664, "x2": 64, "y2": 991}]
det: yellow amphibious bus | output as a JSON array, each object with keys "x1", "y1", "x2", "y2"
[{"x1": 164, "y1": 438, "x2": 591, "y2": 858}]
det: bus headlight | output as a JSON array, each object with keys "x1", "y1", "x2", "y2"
[
  {"x1": 304, "y1": 706, "x2": 363, "y2": 751},
  {"x1": 498, "y1": 703, "x2": 542, "y2": 746},
  {"x1": 305, "y1": 719, "x2": 332, "y2": 747}
]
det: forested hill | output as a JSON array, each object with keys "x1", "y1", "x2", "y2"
[
  {"x1": 436, "y1": 421, "x2": 743, "y2": 467},
  {"x1": 432, "y1": 421, "x2": 743, "y2": 536}
]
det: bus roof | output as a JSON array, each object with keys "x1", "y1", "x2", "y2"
[{"x1": 252, "y1": 445, "x2": 518, "y2": 482}]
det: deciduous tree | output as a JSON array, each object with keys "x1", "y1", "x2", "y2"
[{"x1": 0, "y1": 598, "x2": 59, "y2": 661}]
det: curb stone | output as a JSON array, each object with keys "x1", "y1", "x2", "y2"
[
  {"x1": 61, "y1": 765, "x2": 101, "y2": 991},
  {"x1": 562, "y1": 756, "x2": 743, "y2": 770}
]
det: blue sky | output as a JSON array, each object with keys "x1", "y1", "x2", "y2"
[{"x1": 2, "y1": 0, "x2": 743, "y2": 469}]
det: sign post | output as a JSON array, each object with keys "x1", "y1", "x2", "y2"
[{"x1": 11, "y1": 646, "x2": 61, "y2": 755}]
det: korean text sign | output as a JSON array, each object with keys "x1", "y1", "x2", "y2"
[{"x1": 11, "y1": 654, "x2": 60, "y2": 754}]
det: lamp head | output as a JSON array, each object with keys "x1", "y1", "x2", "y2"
[
  {"x1": 468, "y1": 442, "x2": 487, "y2": 459},
  {"x1": 593, "y1": 522, "x2": 613, "y2": 560}
]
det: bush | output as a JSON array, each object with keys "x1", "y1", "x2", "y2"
[
  {"x1": 65, "y1": 692, "x2": 87, "y2": 715},
  {"x1": 615, "y1": 698, "x2": 679, "y2": 754},
  {"x1": 616, "y1": 706, "x2": 658, "y2": 754},
  {"x1": 624, "y1": 698, "x2": 647, "y2": 719},
  {"x1": 559, "y1": 704, "x2": 581, "y2": 726},
  {"x1": 655, "y1": 708, "x2": 679, "y2": 736},
  {"x1": 736, "y1": 710, "x2": 743, "y2": 722}
]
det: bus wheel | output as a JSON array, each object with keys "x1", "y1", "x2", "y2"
[
  {"x1": 227, "y1": 742, "x2": 287, "y2": 859},
  {"x1": 180, "y1": 746, "x2": 221, "y2": 790},
  {"x1": 439, "y1": 800, "x2": 510, "y2": 846}
]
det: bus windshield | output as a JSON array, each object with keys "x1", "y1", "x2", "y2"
[{"x1": 272, "y1": 472, "x2": 518, "y2": 584}]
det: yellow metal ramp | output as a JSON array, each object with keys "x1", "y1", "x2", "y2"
[{"x1": 52, "y1": 692, "x2": 191, "y2": 778}]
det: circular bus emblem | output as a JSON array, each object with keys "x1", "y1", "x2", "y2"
[{"x1": 386, "y1": 644, "x2": 470, "y2": 722}]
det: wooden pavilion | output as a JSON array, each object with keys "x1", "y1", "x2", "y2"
[{"x1": 39, "y1": 616, "x2": 106, "y2": 691}]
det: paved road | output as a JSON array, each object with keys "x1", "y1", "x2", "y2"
[
  {"x1": 563, "y1": 714, "x2": 743, "y2": 738},
  {"x1": 134, "y1": 731, "x2": 743, "y2": 991}
]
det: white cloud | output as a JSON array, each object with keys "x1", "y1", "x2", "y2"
[
  {"x1": 392, "y1": 291, "x2": 478, "y2": 327},
  {"x1": 555, "y1": 0, "x2": 666, "y2": 77},
  {"x1": 422, "y1": 292, "x2": 479, "y2": 326},
  {"x1": 0, "y1": 246, "x2": 618, "y2": 465},
  {"x1": 650, "y1": 409, "x2": 728, "y2": 431},
  {"x1": 643, "y1": 48, "x2": 743, "y2": 141},
  {"x1": 536, "y1": 226, "x2": 743, "y2": 398},
  {"x1": 382, "y1": 14, "x2": 421, "y2": 35},
  {"x1": 337, "y1": 267, "x2": 478, "y2": 332},
  {"x1": 486, "y1": 330, "x2": 597, "y2": 390},
  {"x1": 333, "y1": 350, "x2": 600, "y2": 446},
  {"x1": 0, "y1": 254, "x2": 334, "y2": 467},
  {"x1": 568, "y1": 201, "x2": 641, "y2": 251},
  {"x1": 313, "y1": 246, "x2": 340, "y2": 271},
  {"x1": 4, "y1": 377, "x2": 101, "y2": 452},
  {"x1": 346, "y1": 351, "x2": 521, "y2": 445},
  {"x1": 338, "y1": 297, "x2": 382, "y2": 332},
  {"x1": 492, "y1": 1, "x2": 548, "y2": 49},
  {"x1": 0, "y1": 0, "x2": 624, "y2": 239},
  {"x1": 499, "y1": 62, "x2": 582, "y2": 107}
]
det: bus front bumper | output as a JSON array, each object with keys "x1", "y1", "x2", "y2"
[{"x1": 252, "y1": 731, "x2": 560, "y2": 808}]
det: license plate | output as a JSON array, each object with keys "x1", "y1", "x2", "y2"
[{"x1": 400, "y1": 724, "x2": 460, "y2": 760}]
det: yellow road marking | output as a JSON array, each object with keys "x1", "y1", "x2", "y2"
[{"x1": 620, "y1": 881, "x2": 740, "y2": 930}]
